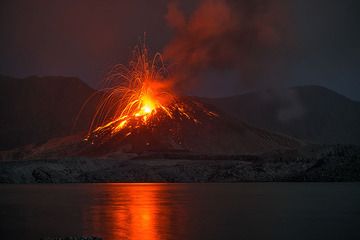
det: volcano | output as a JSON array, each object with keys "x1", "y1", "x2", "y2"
[
  {"x1": 1, "y1": 94, "x2": 302, "y2": 161},
  {"x1": 81, "y1": 95, "x2": 301, "y2": 156},
  {"x1": 0, "y1": 44, "x2": 302, "y2": 160},
  {"x1": 73, "y1": 44, "x2": 302, "y2": 158}
]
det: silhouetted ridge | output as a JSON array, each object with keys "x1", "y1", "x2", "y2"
[
  {"x1": 0, "y1": 75, "x2": 97, "y2": 150},
  {"x1": 202, "y1": 85, "x2": 360, "y2": 144}
]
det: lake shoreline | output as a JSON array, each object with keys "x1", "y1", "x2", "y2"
[{"x1": 1, "y1": 145, "x2": 359, "y2": 183}]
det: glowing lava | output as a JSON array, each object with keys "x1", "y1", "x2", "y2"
[{"x1": 85, "y1": 43, "x2": 218, "y2": 144}]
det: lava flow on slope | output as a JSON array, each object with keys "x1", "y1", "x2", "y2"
[
  {"x1": 84, "y1": 43, "x2": 218, "y2": 153},
  {"x1": 77, "y1": 43, "x2": 302, "y2": 157}
]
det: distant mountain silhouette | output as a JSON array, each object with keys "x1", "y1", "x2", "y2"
[
  {"x1": 0, "y1": 75, "x2": 97, "y2": 150},
  {"x1": 202, "y1": 86, "x2": 360, "y2": 144}
]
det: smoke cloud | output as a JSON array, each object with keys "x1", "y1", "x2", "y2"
[{"x1": 164, "y1": 0, "x2": 291, "y2": 92}]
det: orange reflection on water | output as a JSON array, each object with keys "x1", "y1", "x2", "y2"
[
  {"x1": 85, "y1": 184, "x2": 186, "y2": 240},
  {"x1": 126, "y1": 184, "x2": 158, "y2": 240}
]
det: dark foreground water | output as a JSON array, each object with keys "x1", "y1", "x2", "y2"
[{"x1": 0, "y1": 183, "x2": 360, "y2": 240}]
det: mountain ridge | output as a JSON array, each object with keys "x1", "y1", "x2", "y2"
[
  {"x1": 0, "y1": 75, "x2": 97, "y2": 150},
  {"x1": 201, "y1": 85, "x2": 360, "y2": 144},
  {"x1": 1, "y1": 75, "x2": 359, "y2": 152}
]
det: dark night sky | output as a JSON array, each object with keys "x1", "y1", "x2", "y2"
[{"x1": 0, "y1": 0, "x2": 359, "y2": 99}]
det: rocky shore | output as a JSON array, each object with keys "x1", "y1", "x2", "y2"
[{"x1": 0, "y1": 144, "x2": 359, "y2": 183}]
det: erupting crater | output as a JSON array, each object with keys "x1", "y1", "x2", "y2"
[
  {"x1": 84, "y1": 44, "x2": 218, "y2": 153},
  {"x1": 63, "y1": 42, "x2": 301, "y2": 158}
]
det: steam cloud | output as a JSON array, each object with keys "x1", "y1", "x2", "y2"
[{"x1": 164, "y1": 0, "x2": 291, "y2": 92}]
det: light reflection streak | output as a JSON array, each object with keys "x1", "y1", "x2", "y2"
[{"x1": 84, "y1": 184, "x2": 187, "y2": 240}]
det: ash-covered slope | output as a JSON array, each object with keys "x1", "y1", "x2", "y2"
[
  {"x1": 202, "y1": 86, "x2": 360, "y2": 145},
  {"x1": 0, "y1": 75, "x2": 97, "y2": 150}
]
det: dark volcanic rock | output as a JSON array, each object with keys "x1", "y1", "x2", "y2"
[
  {"x1": 32, "y1": 167, "x2": 52, "y2": 183},
  {"x1": 0, "y1": 145, "x2": 359, "y2": 183}
]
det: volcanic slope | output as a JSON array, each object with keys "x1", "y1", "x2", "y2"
[
  {"x1": 0, "y1": 75, "x2": 302, "y2": 159},
  {"x1": 81, "y1": 96, "x2": 302, "y2": 156},
  {"x1": 2, "y1": 96, "x2": 303, "y2": 160}
]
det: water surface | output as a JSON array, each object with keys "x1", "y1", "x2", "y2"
[{"x1": 0, "y1": 183, "x2": 359, "y2": 240}]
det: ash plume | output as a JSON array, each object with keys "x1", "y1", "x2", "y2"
[{"x1": 164, "y1": 0, "x2": 291, "y2": 92}]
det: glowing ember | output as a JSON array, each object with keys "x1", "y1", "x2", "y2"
[{"x1": 85, "y1": 42, "x2": 217, "y2": 144}]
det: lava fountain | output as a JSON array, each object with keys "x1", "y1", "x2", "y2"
[{"x1": 85, "y1": 43, "x2": 218, "y2": 146}]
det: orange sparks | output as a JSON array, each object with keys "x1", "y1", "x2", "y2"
[
  {"x1": 84, "y1": 41, "x2": 218, "y2": 144},
  {"x1": 86, "y1": 43, "x2": 183, "y2": 140}
]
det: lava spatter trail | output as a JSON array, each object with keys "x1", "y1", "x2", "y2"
[{"x1": 84, "y1": 43, "x2": 218, "y2": 149}]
